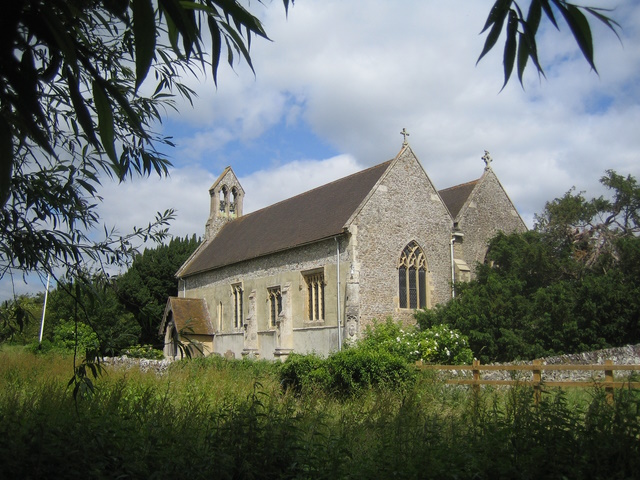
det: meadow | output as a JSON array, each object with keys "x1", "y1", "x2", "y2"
[{"x1": 1, "y1": 347, "x2": 639, "y2": 480}]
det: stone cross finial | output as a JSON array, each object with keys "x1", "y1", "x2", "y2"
[
  {"x1": 400, "y1": 128, "x2": 410, "y2": 146},
  {"x1": 482, "y1": 150, "x2": 493, "y2": 170}
]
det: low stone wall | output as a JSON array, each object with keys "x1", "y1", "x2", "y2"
[
  {"x1": 446, "y1": 345, "x2": 640, "y2": 383},
  {"x1": 540, "y1": 344, "x2": 640, "y2": 365},
  {"x1": 101, "y1": 356, "x2": 173, "y2": 375},
  {"x1": 102, "y1": 344, "x2": 640, "y2": 382}
]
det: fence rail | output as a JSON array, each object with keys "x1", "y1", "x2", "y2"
[{"x1": 417, "y1": 359, "x2": 640, "y2": 403}]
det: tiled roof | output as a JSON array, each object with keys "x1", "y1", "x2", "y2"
[
  {"x1": 160, "y1": 297, "x2": 213, "y2": 335},
  {"x1": 179, "y1": 160, "x2": 392, "y2": 277},
  {"x1": 438, "y1": 179, "x2": 479, "y2": 219}
]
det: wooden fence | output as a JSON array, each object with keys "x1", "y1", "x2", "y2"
[{"x1": 417, "y1": 359, "x2": 640, "y2": 403}]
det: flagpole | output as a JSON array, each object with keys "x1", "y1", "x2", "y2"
[{"x1": 38, "y1": 273, "x2": 51, "y2": 347}]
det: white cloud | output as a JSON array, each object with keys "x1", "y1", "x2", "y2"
[{"x1": 96, "y1": 167, "x2": 216, "y2": 242}]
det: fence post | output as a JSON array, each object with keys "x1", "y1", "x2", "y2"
[
  {"x1": 605, "y1": 359, "x2": 614, "y2": 405},
  {"x1": 533, "y1": 359, "x2": 542, "y2": 405},
  {"x1": 472, "y1": 359, "x2": 481, "y2": 397}
]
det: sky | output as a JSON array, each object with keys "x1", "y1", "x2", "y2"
[{"x1": 3, "y1": 0, "x2": 640, "y2": 299}]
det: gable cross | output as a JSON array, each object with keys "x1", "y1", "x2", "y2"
[
  {"x1": 400, "y1": 128, "x2": 410, "y2": 146},
  {"x1": 482, "y1": 150, "x2": 493, "y2": 170}
]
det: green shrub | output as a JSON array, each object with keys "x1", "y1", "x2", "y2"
[
  {"x1": 279, "y1": 349, "x2": 415, "y2": 397},
  {"x1": 279, "y1": 353, "x2": 329, "y2": 393},
  {"x1": 51, "y1": 320, "x2": 99, "y2": 355},
  {"x1": 122, "y1": 344, "x2": 164, "y2": 360},
  {"x1": 361, "y1": 318, "x2": 473, "y2": 364},
  {"x1": 326, "y1": 347, "x2": 415, "y2": 396}
]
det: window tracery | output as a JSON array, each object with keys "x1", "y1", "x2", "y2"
[
  {"x1": 268, "y1": 287, "x2": 282, "y2": 327},
  {"x1": 305, "y1": 272, "x2": 325, "y2": 321},
  {"x1": 398, "y1": 241, "x2": 428, "y2": 309},
  {"x1": 232, "y1": 283, "x2": 243, "y2": 328}
]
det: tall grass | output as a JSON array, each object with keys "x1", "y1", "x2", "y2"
[{"x1": 1, "y1": 348, "x2": 639, "y2": 479}]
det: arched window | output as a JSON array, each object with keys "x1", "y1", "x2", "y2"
[
  {"x1": 230, "y1": 187, "x2": 238, "y2": 216},
  {"x1": 398, "y1": 241, "x2": 428, "y2": 309},
  {"x1": 219, "y1": 186, "x2": 228, "y2": 213}
]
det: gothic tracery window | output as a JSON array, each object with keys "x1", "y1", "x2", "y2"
[
  {"x1": 398, "y1": 241, "x2": 428, "y2": 309},
  {"x1": 232, "y1": 283, "x2": 243, "y2": 328},
  {"x1": 305, "y1": 272, "x2": 325, "y2": 321},
  {"x1": 268, "y1": 286, "x2": 282, "y2": 327}
]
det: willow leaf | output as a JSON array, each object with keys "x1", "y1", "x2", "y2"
[
  {"x1": 92, "y1": 81, "x2": 118, "y2": 166},
  {"x1": 132, "y1": 0, "x2": 156, "y2": 91}
]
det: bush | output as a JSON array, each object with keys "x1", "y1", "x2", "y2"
[
  {"x1": 51, "y1": 320, "x2": 99, "y2": 355},
  {"x1": 361, "y1": 318, "x2": 473, "y2": 365},
  {"x1": 279, "y1": 353, "x2": 330, "y2": 393},
  {"x1": 279, "y1": 349, "x2": 415, "y2": 397},
  {"x1": 279, "y1": 320, "x2": 472, "y2": 397},
  {"x1": 327, "y1": 347, "x2": 415, "y2": 396},
  {"x1": 122, "y1": 344, "x2": 164, "y2": 360}
]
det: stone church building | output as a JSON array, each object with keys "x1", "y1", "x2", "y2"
[{"x1": 160, "y1": 142, "x2": 526, "y2": 359}]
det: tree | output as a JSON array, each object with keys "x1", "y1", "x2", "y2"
[
  {"x1": 116, "y1": 235, "x2": 199, "y2": 345},
  {"x1": 534, "y1": 170, "x2": 640, "y2": 270},
  {"x1": 44, "y1": 274, "x2": 140, "y2": 355},
  {"x1": 0, "y1": 294, "x2": 43, "y2": 344}
]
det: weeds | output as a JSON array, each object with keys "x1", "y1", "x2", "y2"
[{"x1": 1, "y1": 348, "x2": 639, "y2": 479}]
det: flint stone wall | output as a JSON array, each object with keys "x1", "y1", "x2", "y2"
[{"x1": 102, "y1": 356, "x2": 172, "y2": 375}]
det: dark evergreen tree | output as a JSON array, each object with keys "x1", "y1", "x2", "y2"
[
  {"x1": 116, "y1": 235, "x2": 199, "y2": 346},
  {"x1": 45, "y1": 275, "x2": 140, "y2": 355}
]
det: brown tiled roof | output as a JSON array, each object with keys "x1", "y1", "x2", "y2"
[
  {"x1": 179, "y1": 160, "x2": 393, "y2": 277},
  {"x1": 159, "y1": 297, "x2": 213, "y2": 335},
  {"x1": 438, "y1": 179, "x2": 479, "y2": 219}
]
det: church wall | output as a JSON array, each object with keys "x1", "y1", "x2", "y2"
[
  {"x1": 257, "y1": 331, "x2": 277, "y2": 360},
  {"x1": 181, "y1": 237, "x2": 350, "y2": 358},
  {"x1": 350, "y1": 148, "x2": 454, "y2": 328},
  {"x1": 182, "y1": 334, "x2": 214, "y2": 357},
  {"x1": 293, "y1": 326, "x2": 340, "y2": 356},
  {"x1": 213, "y1": 332, "x2": 243, "y2": 358},
  {"x1": 456, "y1": 170, "x2": 527, "y2": 274}
]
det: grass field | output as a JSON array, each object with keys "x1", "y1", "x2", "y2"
[{"x1": 1, "y1": 347, "x2": 639, "y2": 479}]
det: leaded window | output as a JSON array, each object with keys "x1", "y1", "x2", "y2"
[
  {"x1": 398, "y1": 241, "x2": 428, "y2": 309},
  {"x1": 232, "y1": 283, "x2": 243, "y2": 328},
  {"x1": 268, "y1": 287, "x2": 282, "y2": 327},
  {"x1": 305, "y1": 272, "x2": 325, "y2": 321}
]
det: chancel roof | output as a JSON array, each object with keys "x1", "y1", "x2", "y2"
[
  {"x1": 179, "y1": 160, "x2": 393, "y2": 277},
  {"x1": 438, "y1": 179, "x2": 479, "y2": 219},
  {"x1": 159, "y1": 297, "x2": 213, "y2": 336}
]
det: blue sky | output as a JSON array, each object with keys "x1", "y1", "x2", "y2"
[{"x1": 3, "y1": 0, "x2": 640, "y2": 300}]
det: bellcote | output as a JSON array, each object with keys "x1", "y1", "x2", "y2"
[{"x1": 205, "y1": 167, "x2": 244, "y2": 240}]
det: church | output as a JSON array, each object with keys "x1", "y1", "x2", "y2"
[{"x1": 159, "y1": 139, "x2": 526, "y2": 360}]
